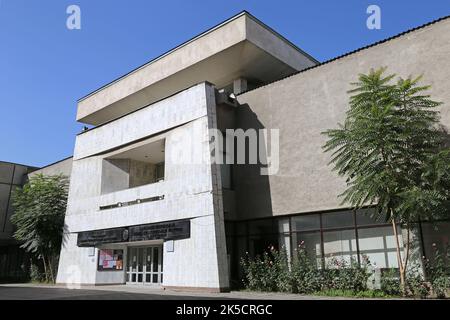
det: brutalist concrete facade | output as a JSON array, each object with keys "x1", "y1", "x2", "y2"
[{"x1": 47, "y1": 12, "x2": 450, "y2": 290}]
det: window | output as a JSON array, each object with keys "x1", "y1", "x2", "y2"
[
  {"x1": 97, "y1": 249, "x2": 124, "y2": 271},
  {"x1": 155, "y1": 162, "x2": 165, "y2": 182},
  {"x1": 292, "y1": 231, "x2": 322, "y2": 268},
  {"x1": 248, "y1": 219, "x2": 274, "y2": 235},
  {"x1": 292, "y1": 214, "x2": 320, "y2": 232},
  {"x1": 356, "y1": 208, "x2": 384, "y2": 226},
  {"x1": 357, "y1": 226, "x2": 402, "y2": 268},
  {"x1": 322, "y1": 210, "x2": 354, "y2": 229},
  {"x1": 101, "y1": 139, "x2": 165, "y2": 194},
  {"x1": 323, "y1": 229, "x2": 357, "y2": 266}
]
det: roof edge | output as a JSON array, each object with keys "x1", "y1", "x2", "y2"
[
  {"x1": 237, "y1": 14, "x2": 450, "y2": 96},
  {"x1": 77, "y1": 10, "x2": 319, "y2": 103}
]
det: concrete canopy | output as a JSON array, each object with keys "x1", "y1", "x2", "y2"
[{"x1": 77, "y1": 11, "x2": 318, "y2": 125}]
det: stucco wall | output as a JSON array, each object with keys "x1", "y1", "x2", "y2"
[
  {"x1": 57, "y1": 83, "x2": 229, "y2": 289},
  {"x1": 29, "y1": 157, "x2": 73, "y2": 178},
  {"x1": 236, "y1": 18, "x2": 450, "y2": 220}
]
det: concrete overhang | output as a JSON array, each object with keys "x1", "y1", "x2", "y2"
[{"x1": 77, "y1": 11, "x2": 318, "y2": 125}]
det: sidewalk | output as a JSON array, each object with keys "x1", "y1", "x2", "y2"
[{"x1": 0, "y1": 283, "x2": 386, "y2": 300}]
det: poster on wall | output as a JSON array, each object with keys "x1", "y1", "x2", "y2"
[{"x1": 97, "y1": 249, "x2": 123, "y2": 271}]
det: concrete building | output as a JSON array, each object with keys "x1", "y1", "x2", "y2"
[
  {"x1": 0, "y1": 161, "x2": 37, "y2": 281},
  {"x1": 0, "y1": 157, "x2": 72, "y2": 282},
  {"x1": 7, "y1": 11, "x2": 449, "y2": 290}
]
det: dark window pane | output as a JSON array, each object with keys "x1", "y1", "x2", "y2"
[
  {"x1": 235, "y1": 221, "x2": 247, "y2": 236},
  {"x1": 356, "y1": 208, "x2": 385, "y2": 226},
  {"x1": 248, "y1": 234, "x2": 278, "y2": 257},
  {"x1": 292, "y1": 214, "x2": 320, "y2": 231},
  {"x1": 322, "y1": 211, "x2": 354, "y2": 229},
  {"x1": 224, "y1": 221, "x2": 235, "y2": 237},
  {"x1": 421, "y1": 221, "x2": 450, "y2": 267},
  {"x1": 248, "y1": 219, "x2": 273, "y2": 235}
]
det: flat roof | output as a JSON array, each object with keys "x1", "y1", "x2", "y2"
[
  {"x1": 77, "y1": 11, "x2": 318, "y2": 103},
  {"x1": 76, "y1": 11, "x2": 318, "y2": 125}
]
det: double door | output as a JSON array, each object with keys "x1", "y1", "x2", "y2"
[{"x1": 126, "y1": 246, "x2": 163, "y2": 285}]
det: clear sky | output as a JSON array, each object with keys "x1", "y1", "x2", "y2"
[{"x1": 0, "y1": 0, "x2": 449, "y2": 167}]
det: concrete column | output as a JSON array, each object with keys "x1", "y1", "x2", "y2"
[{"x1": 233, "y1": 78, "x2": 247, "y2": 94}]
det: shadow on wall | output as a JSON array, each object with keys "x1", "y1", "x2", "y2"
[{"x1": 233, "y1": 103, "x2": 273, "y2": 220}]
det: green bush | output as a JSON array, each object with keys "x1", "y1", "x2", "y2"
[
  {"x1": 406, "y1": 267, "x2": 431, "y2": 299},
  {"x1": 425, "y1": 245, "x2": 450, "y2": 298},
  {"x1": 29, "y1": 264, "x2": 45, "y2": 283},
  {"x1": 241, "y1": 246, "x2": 372, "y2": 295},
  {"x1": 291, "y1": 246, "x2": 322, "y2": 293},
  {"x1": 381, "y1": 268, "x2": 401, "y2": 296},
  {"x1": 322, "y1": 256, "x2": 371, "y2": 292}
]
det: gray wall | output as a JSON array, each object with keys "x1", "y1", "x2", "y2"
[
  {"x1": 0, "y1": 161, "x2": 36, "y2": 240},
  {"x1": 29, "y1": 157, "x2": 73, "y2": 179},
  {"x1": 235, "y1": 18, "x2": 450, "y2": 220}
]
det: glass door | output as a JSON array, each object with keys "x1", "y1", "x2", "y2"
[{"x1": 127, "y1": 246, "x2": 163, "y2": 285}]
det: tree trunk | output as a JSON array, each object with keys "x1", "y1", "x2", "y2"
[
  {"x1": 41, "y1": 254, "x2": 49, "y2": 283},
  {"x1": 48, "y1": 256, "x2": 55, "y2": 284},
  {"x1": 391, "y1": 213, "x2": 406, "y2": 296}
]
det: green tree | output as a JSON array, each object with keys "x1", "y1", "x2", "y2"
[
  {"x1": 11, "y1": 174, "x2": 69, "y2": 283},
  {"x1": 323, "y1": 68, "x2": 450, "y2": 295}
]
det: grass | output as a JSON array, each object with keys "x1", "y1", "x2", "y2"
[{"x1": 312, "y1": 289, "x2": 398, "y2": 298}]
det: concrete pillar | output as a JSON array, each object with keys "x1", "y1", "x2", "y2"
[{"x1": 233, "y1": 78, "x2": 247, "y2": 94}]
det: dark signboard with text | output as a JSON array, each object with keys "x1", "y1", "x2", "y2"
[{"x1": 77, "y1": 219, "x2": 190, "y2": 247}]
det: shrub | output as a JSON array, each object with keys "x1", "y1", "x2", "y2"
[
  {"x1": 241, "y1": 246, "x2": 372, "y2": 295},
  {"x1": 29, "y1": 264, "x2": 45, "y2": 283},
  {"x1": 381, "y1": 268, "x2": 401, "y2": 296},
  {"x1": 425, "y1": 245, "x2": 450, "y2": 298},
  {"x1": 322, "y1": 256, "x2": 371, "y2": 292},
  {"x1": 240, "y1": 248, "x2": 283, "y2": 292},
  {"x1": 290, "y1": 245, "x2": 322, "y2": 293},
  {"x1": 406, "y1": 265, "x2": 431, "y2": 299}
]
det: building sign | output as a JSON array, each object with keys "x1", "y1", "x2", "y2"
[
  {"x1": 77, "y1": 220, "x2": 190, "y2": 247},
  {"x1": 77, "y1": 227, "x2": 127, "y2": 247},
  {"x1": 129, "y1": 220, "x2": 190, "y2": 242}
]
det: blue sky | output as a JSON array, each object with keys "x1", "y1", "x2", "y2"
[{"x1": 0, "y1": 0, "x2": 449, "y2": 167}]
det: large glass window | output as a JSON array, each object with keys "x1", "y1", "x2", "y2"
[
  {"x1": 292, "y1": 232, "x2": 322, "y2": 268},
  {"x1": 357, "y1": 226, "x2": 402, "y2": 268},
  {"x1": 292, "y1": 214, "x2": 320, "y2": 231},
  {"x1": 248, "y1": 219, "x2": 274, "y2": 235},
  {"x1": 323, "y1": 229, "x2": 357, "y2": 266},
  {"x1": 322, "y1": 210, "x2": 354, "y2": 229},
  {"x1": 421, "y1": 221, "x2": 450, "y2": 266}
]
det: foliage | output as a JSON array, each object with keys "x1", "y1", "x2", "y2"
[
  {"x1": 322, "y1": 67, "x2": 450, "y2": 293},
  {"x1": 314, "y1": 289, "x2": 394, "y2": 298},
  {"x1": 406, "y1": 265, "x2": 431, "y2": 299},
  {"x1": 290, "y1": 244, "x2": 323, "y2": 293},
  {"x1": 11, "y1": 174, "x2": 69, "y2": 283},
  {"x1": 425, "y1": 244, "x2": 450, "y2": 298},
  {"x1": 29, "y1": 264, "x2": 45, "y2": 283},
  {"x1": 323, "y1": 256, "x2": 371, "y2": 292},
  {"x1": 241, "y1": 246, "x2": 372, "y2": 295},
  {"x1": 381, "y1": 268, "x2": 401, "y2": 296}
]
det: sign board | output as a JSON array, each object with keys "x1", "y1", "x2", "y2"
[{"x1": 77, "y1": 219, "x2": 190, "y2": 247}]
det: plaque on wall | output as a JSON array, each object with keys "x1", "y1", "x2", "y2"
[
  {"x1": 77, "y1": 227, "x2": 126, "y2": 247},
  {"x1": 129, "y1": 220, "x2": 190, "y2": 242},
  {"x1": 77, "y1": 219, "x2": 190, "y2": 247}
]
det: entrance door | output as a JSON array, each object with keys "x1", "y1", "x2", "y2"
[{"x1": 126, "y1": 246, "x2": 163, "y2": 285}]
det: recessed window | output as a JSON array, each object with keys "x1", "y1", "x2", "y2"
[{"x1": 101, "y1": 139, "x2": 165, "y2": 194}]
